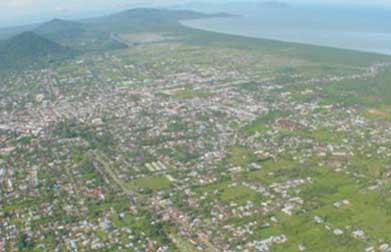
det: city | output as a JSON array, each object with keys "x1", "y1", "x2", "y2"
[{"x1": 1, "y1": 4, "x2": 391, "y2": 252}]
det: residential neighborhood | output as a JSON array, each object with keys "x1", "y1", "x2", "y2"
[{"x1": 1, "y1": 8, "x2": 391, "y2": 252}]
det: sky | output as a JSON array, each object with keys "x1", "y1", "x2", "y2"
[{"x1": 0, "y1": 0, "x2": 390, "y2": 28}]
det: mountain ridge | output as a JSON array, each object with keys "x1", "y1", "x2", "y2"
[
  {"x1": 35, "y1": 19, "x2": 86, "y2": 40},
  {"x1": 0, "y1": 31, "x2": 77, "y2": 71}
]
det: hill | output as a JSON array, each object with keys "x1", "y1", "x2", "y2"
[
  {"x1": 34, "y1": 18, "x2": 128, "y2": 52},
  {"x1": 0, "y1": 9, "x2": 222, "y2": 53},
  {"x1": 87, "y1": 8, "x2": 222, "y2": 33},
  {"x1": 0, "y1": 32, "x2": 77, "y2": 71},
  {"x1": 35, "y1": 19, "x2": 86, "y2": 40},
  {"x1": 0, "y1": 24, "x2": 39, "y2": 40}
]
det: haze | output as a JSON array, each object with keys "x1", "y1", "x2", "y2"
[{"x1": 1, "y1": 0, "x2": 391, "y2": 28}]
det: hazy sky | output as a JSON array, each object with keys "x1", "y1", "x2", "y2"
[{"x1": 0, "y1": 0, "x2": 390, "y2": 28}]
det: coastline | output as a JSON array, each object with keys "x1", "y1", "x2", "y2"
[{"x1": 180, "y1": 17, "x2": 391, "y2": 56}]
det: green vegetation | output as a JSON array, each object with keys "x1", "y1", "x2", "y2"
[
  {"x1": 2, "y1": 7, "x2": 391, "y2": 252},
  {"x1": 174, "y1": 87, "x2": 211, "y2": 98},
  {"x1": 220, "y1": 185, "x2": 258, "y2": 204},
  {"x1": 35, "y1": 19, "x2": 86, "y2": 40},
  {"x1": 226, "y1": 146, "x2": 258, "y2": 167},
  {"x1": 88, "y1": 8, "x2": 223, "y2": 33},
  {"x1": 242, "y1": 111, "x2": 290, "y2": 135},
  {"x1": 321, "y1": 66, "x2": 391, "y2": 107},
  {"x1": 0, "y1": 32, "x2": 77, "y2": 71},
  {"x1": 127, "y1": 175, "x2": 171, "y2": 191},
  {"x1": 184, "y1": 28, "x2": 389, "y2": 67},
  {"x1": 49, "y1": 120, "x2": 114, "y2": 151}
]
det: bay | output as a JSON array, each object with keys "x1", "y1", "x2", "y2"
[{"x1": 181, "y1": 4, "x2": 391, "y2": 55}]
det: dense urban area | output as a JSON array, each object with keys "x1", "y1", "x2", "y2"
[{"x1": 1, "y1": 8, "x2": 391, "y2": 252}]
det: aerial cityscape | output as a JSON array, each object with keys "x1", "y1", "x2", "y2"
[{"x1": 1, "y1": 1, "x2": 391, "y2": 252}]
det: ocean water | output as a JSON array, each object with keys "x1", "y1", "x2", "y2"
[{"x1": 181, "y1": 4, "x2": 391, "y2": 55}]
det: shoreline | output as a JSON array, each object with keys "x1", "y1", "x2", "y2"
[{"x1": 181, "y1": 17, "x2": 391, "y2": 56}]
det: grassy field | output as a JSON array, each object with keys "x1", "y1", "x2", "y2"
[
  {"x1": 127, "y1": 175, "x2": 172, "y2": 191},
  {"x1": 226, "y1": 146, "x2": 258, "y2": 167},
  {"x1": 174, "y1": 87, "x2": 212, "y2": 99}
]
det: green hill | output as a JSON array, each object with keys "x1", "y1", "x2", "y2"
[
  {"x1": 88, "y1": 8, "x2": 222, "y2": 33},
  {"x1": 0, "y1": 9, "x2": 226, "y2": 54},
  {"x1": 32, "y1": 8, "x2": 214, "y2": 52},
  {"x1": 35, "y1": 19, "x2": 86, "y2": 40},
  {"x1": 34, "y1": 18, "x2": 128, "y2": 52},
  {"x1": 0, "y1": 31, "x2": 77, "y2": 71}
]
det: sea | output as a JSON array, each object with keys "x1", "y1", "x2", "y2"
[{"x1": 181, "y1": 3, "x2": 391, "y2": 55}]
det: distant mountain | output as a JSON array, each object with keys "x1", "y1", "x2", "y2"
[
  {"x1": 0, "y1": 24, "x2": 39, "y2": 40},
  {"x1": 33, "y1": 9, "x2": 225, "y2": 51},
  {"x1": 33, "y1": 18, "x2": 127, "y2": 52},
  {"x1": 88, "y1": 8, "x2": 222, "y2": 33},
  {"x1": 0, "y1": 8, "x2": 228, "y2": 62},
  {"x1": 35, "y1": 19, "x2": 86, "y2": 40},
  {"x1": 0, "y1": 9, "x2": 227, "y2": 54},
  {"x1": 0, "y1": 32, "x2": 77, "y2": 71}
]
